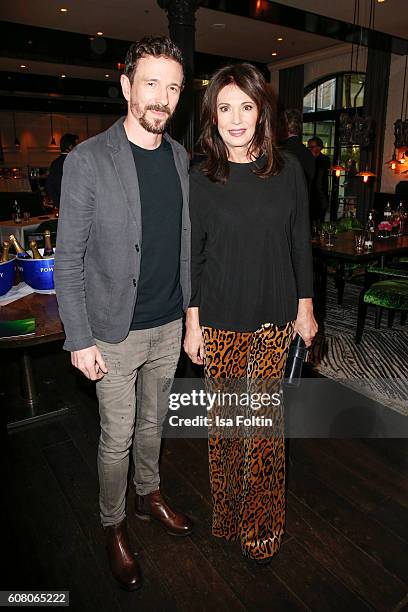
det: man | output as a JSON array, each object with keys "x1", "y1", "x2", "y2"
[
  {"x1": 308, "y1": 136, "x2": 331, "y2": 223},
  {"x1": 283, "y1": 109, "x2": 315, "y2": 192},
  {"x1": 45, "y1": 133, "x2": 78, "y2": 207},
  {"x1": 54, "y1": 37, "x2": 192, "y2": 592}
]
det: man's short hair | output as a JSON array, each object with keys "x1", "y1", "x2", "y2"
[
  {"x1": 124, "y1": 36, "x2": 184, "y2": 86},
  {"x1": 283, "y1": 108, "x2": 303, "y2": 136},
  {"x1": 60, "y1": 133, "x2": 78, "y2": 152},
  {"x1": 308, "y1": 136, "x2": 324, "y2": 149}
]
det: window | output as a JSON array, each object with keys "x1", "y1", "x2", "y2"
[
  {"x1": 303, "y1": 89, "x2": 316, "y2": 113},
  {"x1": 303, "y1": 72, "x2": 366, "y2": 219},
  {"x1": 316, "y1": 78, "x2": 335, "y2": 112},
  {"x1": 342, "y1": 73, "x2": 365, "y2": 109},
  {"x1": 303, "y1": 72, "x2": 365, "y2": 114}
]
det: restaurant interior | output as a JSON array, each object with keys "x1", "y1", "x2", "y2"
[{"x1": 0, "y1": 1, "x2": 407, "y2": 610}]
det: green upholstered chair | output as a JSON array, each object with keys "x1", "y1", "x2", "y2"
[{"x1": 355, "y1": 266, "x2": 408, "y2": 343}]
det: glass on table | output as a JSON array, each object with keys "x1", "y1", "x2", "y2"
[
  {"x1": 354, "y1": 231, "x2": 365, "y2": 251},
  {"x1": 23, "y1": 211, "x2": 31, "y2": 222},
  {"x1": 324, "y1": 222, "x2": 337, "y2": 247}
]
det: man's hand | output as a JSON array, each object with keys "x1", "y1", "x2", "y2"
[
  {"x1": 184, "y1": 326, "x2": 205, "y2": 365},
  {"x1": 71, "y1": 345, "x2": 108, "y2": 380}
]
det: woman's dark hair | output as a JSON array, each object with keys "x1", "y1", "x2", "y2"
[
  {"x1": 199, "y1": 63, "x2": 283, "y2": 183},
  {"x1": 124, "y1": 36, "x2": 184, "y2": 87}
]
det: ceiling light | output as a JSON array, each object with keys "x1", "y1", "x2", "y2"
[
  {"x1": 271, "y1": 52, "x2": 278, "y2": 56},
  {"x1": 277, "y1": 37, "x2": 283, "y2": 41},
  {"x1": 96, "y1": 31, "x2": 104, "y2": 36},
  {"x1": 61, "y1": 74, "x2": 66, "y2": 78},
  {"x1": 60, "y1": 7, "x2": 68, "y2": 12},
  {"x1": 377, "y1": 0, "x2": 385, "y2": 3},
  {"x1": 105, "y1": 74, "x2": 110, "y2": 78},
  {"x1": 20, "y1": 64, "x2": 27, "y2": 69}
]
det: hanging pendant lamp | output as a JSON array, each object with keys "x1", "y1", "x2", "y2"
[
  {"x1": 50, "y1": 112, "x2": 56, "y2": 146},
  {"x1": 12, "y1": 111, "x2": 20, "y2": 147},
  {"x1": 357, "y1": 169, "x2": 376, "y2": 183}
]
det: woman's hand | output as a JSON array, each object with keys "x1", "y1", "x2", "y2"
[
  {"x1": 184, "y1": 307, "x2": 205, "y2": 365},
  {"x1": 293, "y1": 298, "x2": 318, "y2": 348}
]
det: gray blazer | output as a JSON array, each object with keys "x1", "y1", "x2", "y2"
[{"x1": 54, "y1": 117, "x2": 191, "y2": 352}]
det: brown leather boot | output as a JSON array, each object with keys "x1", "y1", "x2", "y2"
[
  {"x1": 135, "y1": 490, "x2": 193, "y2": 536},
  {"x1": 105, "y1": 519, "x2": 142, "y2": 591}
]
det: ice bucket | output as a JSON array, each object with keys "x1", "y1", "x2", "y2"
[
  {"x1": 17, "y1": 249, "x2": 55, "y2": 290},
  {"x1": 0, "y1": 256, "x2": 16, "y2": 296}
]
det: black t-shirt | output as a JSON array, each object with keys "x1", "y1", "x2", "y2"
[
  {"x1": 189, "y1": 154, "x2": 314, "y2": 331},
  {"x1": 130, "y1": 139, "x2": 183, "y2": 330}
]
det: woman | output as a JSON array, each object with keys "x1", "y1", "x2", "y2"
[{"x1": 184, "y1": 63, "x2": 317, "y2": 563}]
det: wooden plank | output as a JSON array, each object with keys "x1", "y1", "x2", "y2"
[
  {"x1": 288, "y1": 458, "x2": 408, "y2": 589},
  {"x1": 61, "y1": 413, "x2": 244, "y2": 610},
  {"x1": 289, "y1": 439, "x2": 389, "y2": 513},
  {"x1": 307, "y1": 438, "x2": 408, "y2": 509},
  {"x1": 361, "y1": 439, "x2": 408, "y2": 475},
  {"x1": 286, "y1": 493, "x2": 399, "y2": 611},
  {"x1": 161, "y1": 438, "x2": 381, "y2": 611},
  {"x1": 370, "y1": 497, "x2": 408, "y2": 544},
  {"x1": 269, "y1": 537, "x2": 374, "y2": 612},
  {"x1": 127, "y1": 484, "x2": 246, "y2": 612},
  {"x1": 6, "y1": 431, "x2": 121, "y2": 611},
  {"x1": 44, "y1": 438, "x2": 175, "y2": 612},
  {"x1": 159, "y1": 442, "x2": 307, "y2": 612}
]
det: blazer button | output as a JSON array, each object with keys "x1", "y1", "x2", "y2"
[
  {"x1": 135, "y1": 244, "x2": 140, "y2": 252},
  {"x1": 132, "y1": 278, "x2": 137, "y2": 287}
]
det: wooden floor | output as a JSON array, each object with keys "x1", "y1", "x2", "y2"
[{"x1": 1, "y1": 344, "x2": 408, "y2": 612}]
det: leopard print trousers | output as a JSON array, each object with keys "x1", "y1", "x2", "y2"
[{"x1": 202, "y1": 321, "x2": 294, "y2": 561}]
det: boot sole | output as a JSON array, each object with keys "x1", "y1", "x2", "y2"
[{"x1": 134, "y1": 511, "x2": 193, "y2": 537}]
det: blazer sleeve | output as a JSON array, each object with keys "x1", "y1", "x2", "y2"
[
  {"x1": 54, "y1": 149, "x2": 96, "y2": 351},
  {"x1": 189, "y1": 172, "x2": 207, "y2": 307},
  {"x1": 291, "y1": 159, "x2": 314, "y2": 299}
]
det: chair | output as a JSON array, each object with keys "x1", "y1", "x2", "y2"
[
  {"x1": 355, "y1": 266, "x2": 408, "y2": 343},
  {"x1": 329, "y1": 218, "x2": 369, "y2": 305}
]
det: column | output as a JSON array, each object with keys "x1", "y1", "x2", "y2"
[{"x1": 158, "y1": 0, "x2": 201, "y2": 153}]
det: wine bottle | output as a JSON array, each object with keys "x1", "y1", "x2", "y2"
[
  {"x1": 364, "y1": 212, "x2": 375, "y2": 250},
  {"x1": 0, "y1": 240, "x2": 10, "y2": 263},
  {"x1": 13, "y1": 200, "x2": 21, "y2": 223},
  {"x1": 9, "y1": 234, "x2": 31, "y2": 258},
  {"x1": 29, "y1": 240, "x2": 43, "y2": 259},
  {"x1": 397, "y1": 201, "x2": 406, "y2": 236},
  {"x1": 383, "y1": 201, "x2": 392, "y2": 220},
  {"x1": 43, "y1": 230, "x2": 54, "y2": 256}
]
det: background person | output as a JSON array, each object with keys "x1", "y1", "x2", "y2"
[
  {"x1": 282, "y1": 108, "x2": 315, "y2": 192},
  {"x1": 54, "y1": 37, "x2": 193, "y2": 592},
  {"x1": 45, "y1": 133, "x2": 78, "y2": 208},
  {"x1": 307, "y1": 136, "x2": 331, "y2": 223},
  {"x1": 184, "y1": 63, "x2": 317, "y2": 565}
]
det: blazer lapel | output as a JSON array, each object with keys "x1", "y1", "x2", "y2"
[
  {"x1": 107, "y1": 118, "x2": 142, "y2": 236},
  {"x1": 165, "y1": 134, "x2": 189, "y2": 224}
]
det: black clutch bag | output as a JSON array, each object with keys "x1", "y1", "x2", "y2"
[{"x1": 284, "y1": 335, "x2": 308, "y2": 387}]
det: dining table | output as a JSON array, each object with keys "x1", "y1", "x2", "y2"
[
  {"x1": 0, "y1": 292, "x2": 72, "y2": 430},
  {"x1": 312, "y1": 231, "x2": 408, "y2": 317}
]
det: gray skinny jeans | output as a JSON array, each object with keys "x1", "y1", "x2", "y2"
[{"x1": 95, "y1": 318, "x2": 182, "y2": 527}]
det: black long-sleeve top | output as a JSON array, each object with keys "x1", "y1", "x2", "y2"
[{"x1": 189, "y1": 153, "x2": 314, "y2": 331}]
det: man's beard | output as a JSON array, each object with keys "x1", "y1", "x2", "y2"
[{"x1": 131, "y1": 101, "x2": 172, "y2": 134}]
